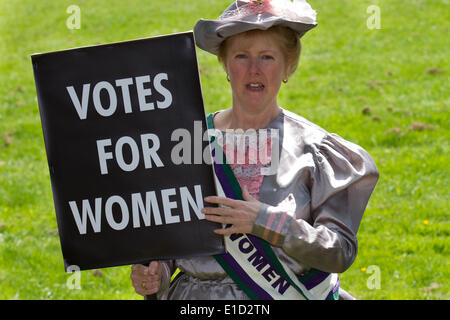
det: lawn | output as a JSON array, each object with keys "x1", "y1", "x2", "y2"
[{"x1": 0, "y1": 0, "x2": 448, "y2": 299}]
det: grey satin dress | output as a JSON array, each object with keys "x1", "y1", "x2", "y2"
[{"x1": 156, "y1": 108, "x2": 379, "y2": 300}]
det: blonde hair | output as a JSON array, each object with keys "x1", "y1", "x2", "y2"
[{"x1": 218, "y1": 26, "x2": 302, "y2": 79}]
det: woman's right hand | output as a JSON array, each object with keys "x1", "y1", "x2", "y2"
[{"x1": 130, "y1": 262, "x2": 162, "y2": 296}]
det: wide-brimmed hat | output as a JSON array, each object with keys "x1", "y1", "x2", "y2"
[{"x1": 194, "y1": 0, "x2": 317, "y2": 55}]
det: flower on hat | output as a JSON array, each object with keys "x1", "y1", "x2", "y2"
[{"x1": 219, "y1": 0, "x2": 316, "y2": 24}]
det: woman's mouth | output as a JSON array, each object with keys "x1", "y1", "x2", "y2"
[{"x1": 246, "y1": 83, "x2": 265, "y2": 91}]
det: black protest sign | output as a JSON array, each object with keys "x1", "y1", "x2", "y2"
[{"x1": 31, "y1": 32, "x2": 224, "y2": 271}]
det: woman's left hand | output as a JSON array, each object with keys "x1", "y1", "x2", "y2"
[{"x1": 202, "y1": 187, "x2": 263, "y2": 235}]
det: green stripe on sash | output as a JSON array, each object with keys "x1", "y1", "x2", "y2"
[
  {"x1": 327, "y1": 288, "x2": 340, "y2": 300},
  {"x1": 214, "y1": 255, "x2": 260, "y2": 300}
]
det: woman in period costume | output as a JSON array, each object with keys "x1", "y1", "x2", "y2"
[{"x1": 130, "y1": 0, "x2": 379, "y2": 300}]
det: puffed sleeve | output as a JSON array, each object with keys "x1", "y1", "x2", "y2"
[{"x1": 250, "y1": 133, "x2": 379, "y2": 273}]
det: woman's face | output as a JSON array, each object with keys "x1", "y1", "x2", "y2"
[{"x1": 225, "y1": 32, "x2": 287, "y2": 113}]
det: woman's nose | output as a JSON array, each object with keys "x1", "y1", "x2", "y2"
[{"x1": 248, "y1": 58, "x2": 261, "y2": 75}]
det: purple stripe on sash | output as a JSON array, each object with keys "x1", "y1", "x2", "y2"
[
  {"x1": 302, "y1": 270, "x2": 331, "y2": 290},
  {"x1": 326, "y1": 276, "x2": 340, "y2": 300},
  {"x1": 332, "y1": 276, "x2": 340, "y2": 293},
  {"x1": 213, "y1": 161, "x2": 236, "y2": 199},
  {"x1": 221, "y1": 253, "x2": 273, "y2": 300}
]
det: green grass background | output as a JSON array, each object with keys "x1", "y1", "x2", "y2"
[{"x1": 0, "y1": 0, "x2": 448, "y2": 299}]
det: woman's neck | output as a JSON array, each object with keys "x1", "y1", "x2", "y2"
[{"x1": 224, "y1": 104, "x2": 281, "y2": 131}]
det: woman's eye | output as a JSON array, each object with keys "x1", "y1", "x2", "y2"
[
  {"x1": 262, "y1": 55, "x2": 274, "y2": 60},
  {"x1": 235, "y1": 54, "x2": 247, "y2": 59}
]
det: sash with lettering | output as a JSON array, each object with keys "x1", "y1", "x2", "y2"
[{"x1": 206, "y1": 113, "x2": 340, "y2": 300}]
